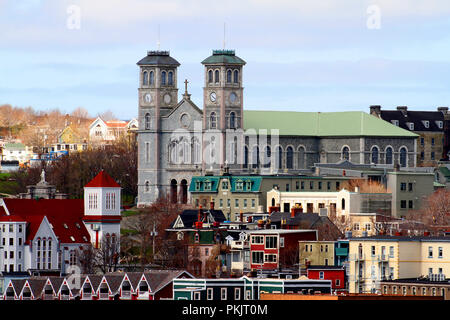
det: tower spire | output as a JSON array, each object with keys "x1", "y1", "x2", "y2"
[
  {"x1": 223, "y1": 22, "x2": 226, "y2": 49},
  {"x1": 157, "y1": 24, "x2": 161, "y2": 50}
]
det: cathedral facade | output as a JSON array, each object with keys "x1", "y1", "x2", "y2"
[{"x1": 136, "y1": 50, "x2": 418, "y2": 207}]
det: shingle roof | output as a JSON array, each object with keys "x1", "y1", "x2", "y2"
[
  {"x1": 379, "y1": 110, "x2": 444, "y2": 132},
  {"x1": 170, "y1": 208, "x2": 226, "y2": 229},
  {"x1": 243, "y1": 110, "x2": 418, "y2": 137}
]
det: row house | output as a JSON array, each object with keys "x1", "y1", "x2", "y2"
[
  {"x1": 306, "y1": 265, "x2": 347, "y2": 293},
  {"x1": 0, "y1": 170, "x2": 121, "y2": 276},
  {"x1": 173, "y1": 276, "x2": 331, "y2": 300},
  {"x1": 348, "y1": 235, "x2": 450, "y2": 294},
  {"x1": 3, "y1": 270, "x2": 193, "y2": 300},
  {"x1": 379, "y1": 278, "x2": 450, "y2": 300}
]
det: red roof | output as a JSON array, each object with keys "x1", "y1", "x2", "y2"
[
  {"x1": 84, "y1": 171, "x2": 120, "y2": 188},
  {"x1": 1, "y1": 199, "x2": 91, "y2": 245},
  {"x1": 105, "y1": 120, "x2": 127, "y2": 128}
]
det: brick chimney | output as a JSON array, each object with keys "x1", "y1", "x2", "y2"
[
  {"x1": 268, "y1": 206, "x2": 280, "y2": 214},
  {"x1": 437, "y1": 107, "x2": 448, "y2": 115}
]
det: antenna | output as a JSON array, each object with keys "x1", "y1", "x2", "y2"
[
  {"x1": 157, "y1": 24, "x2": 161, "y2": 50},
  {"x1": 223, "y1": 22, "x2": 226, "y2": 49}
]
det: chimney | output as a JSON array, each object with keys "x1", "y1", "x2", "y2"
[
  {"x1": 291, "y1": 207, "x2": 296, "y2": 218},
  {"x1": 370, "y1": 105, "x2": 381, "y2": 117},
  {"x1": 268, "y1": 206, "x2": 280, "y2": 214},
  {"x1": 437, "y1": 107, "x2": 448, "y2": 115},
  {"x1": 397, "y1": 106, "x2": 408, "y2": 115},
  {"x1": 354, "y1": 186, "x2": 359, "y2": 193}
]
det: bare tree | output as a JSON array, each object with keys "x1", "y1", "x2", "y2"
[{"x1": 96, "y1": 237, "x2": 120, "y2": 274}]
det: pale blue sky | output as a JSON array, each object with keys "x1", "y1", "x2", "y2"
[{"x1": 1, "y1": 0, "x2": 450, "y2": 119}]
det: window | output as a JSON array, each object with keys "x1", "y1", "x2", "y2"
[
  {"x1": 399, "y1": 147, "x2": 407, "y2": 167},
  {"x1": 402, "y1": 286, "x2": 407, "y2": 296},
  {"x1": 208, "y1": 70, "x2": 213, "y2": 83},
  {"x1": 336, "y1": 279, "x2": 340, "y2": 287},
  {"x1": 251, "y1": 199, "x2": 255, "y2": 208},
  {"x1": 252, "y1": 236, "x2": 264, "y2": 244},
  {"x1": 9, "y1": 238, "x2": 13, "y2": 246},
  {"x1": 143, "y1": 71, "x2": 148, "y2": 85},
  {"x1": 229, "y1": 112, "x2": 236, "y2": 129},
  {"x1": 385, "y1": 147, "x2": 393, "y2": 164},
  {"x1": 420, "y1": 137, "x2": 424, "y2": 146},
  {"x1": 234, "y1": 288, "x2": 241, "y2": 300},
  {"x1": 391, "y1": 120, "x2": 399, "y2": 126},
  {"x1": 161, "y1": 71, "x2": 166, "y2": 85},
  {"x1": 318, "y1": 181, "x2": 322, "y2": 190},
  {"x1": 9, "y1": 224, "x2": 13, "y2": 232},
  {"x1": 431, "y1": 152, "x2": 435, "y2": 160},
  {"x1": 227, "y1": 199, "x2": 231, "y2": 208},
  {"x1": 233, "y1": 70, "x2": 239, "y2": 83},
  {"x1": 408, "y1": 200, "x2": 413, "y2": 209},
  {"x1": 210, "y1": 112, "x2": 217, "y2": 129},
  {"x1": 400, "y1": 200, "x2": 407, "y2": 209},
  {"x1": 422, "y1": 287, "x2": 427, "y2": 296},
  {"x1": 431, "y1": 138, "x2": 435, "y2": 146},
  {"x1": 408, "y1": 123, "x2": 414, "y2": 130},
  {"x1": 252, "y1": 251, "x2": 263, "y2": 264},
  {"x1": 437, "y1": 121, "x2": 443, "y2": 129},
  {"x1": 235, "y1": 199, "x2": 239, "y2": 208},
  {"x1": 319, "y1": 272, "x2": 324, "y2": 279},
  {"x1": 145, "y1": 113, "x2": 151, "y2": 130},
  {"x1": 327, "y1": 182, "x2": 331, "y2": 190},
  {"x1": 371, "y1": 146, "x2": 379, "y2": 164},
  {"x1": 149, "y1": 71, "x2": 154, "y2": 85},
  {"x1": 408, "y1": 183, "x2": 413, "y2": 192},
  {"x1": 400, "y1": 182, "x2": 406, "y2": 191},
  {"x1": 341, "y1": 198, "x2": 346, "y2": 210},
  {"x1": 371, "y1": 246, "x2": 376, "y2": 256},
  {"x1": 194, "y1": 292, "x2": 201, "y2": 300},
  {"x1": 18, "y1": 224, "x2": 22, "y2": 233},
  {"x1": 243, "y1": 199, "x2": 247, "y2": 208},
  {"x1": 428, "y1": 246, "x2": 433, "y2": 258},
  {"x1": 286, "y1": 146, "x2": 294, "y2": 169},
  {"x1": 168, "y1": 71, "x2": 173, "y2": 85},
  {"x1": 423, "y1": 121, "x2": 429, "y2": 128},
  {"x1": 336, "y1": 181, "x2": 340, "y2": 190},
  {"x1": 215, "y1": 70, "x2": 220, "y2": 83},
  {"x1": 207, "y1": 288, "x2": 213, "y2": 300},
  {"x1": 353, "y1": 223, "x2": 360, "y2": 231},
  {"x1": 264, "y1": 254, "x2": 277, "y2": 263},
  {"x1": 265, "y1": 236, "x2": 277, "y2": 249},
  {"x1": 310, "y1": 181, "x2": 314, "y2": 190},
  {"x1": 280, "y1": 237, "x2": 284, "y2": 248},
  {"x1": 412, "y1": 287, "x2": 416, "y2": 295},
  {"x1": 438, "y1": 247, "x2": 443, "y2": 258}
]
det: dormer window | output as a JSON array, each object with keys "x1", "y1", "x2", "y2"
[
  {"x1": 236, "y1": 180, "x2": 243, "y2": 191},
  {"x1": 245, "y1": 181, "x2": 252, "y2": 191},
  {"x1": 391, "y1": 120, "x2": 399, "y2": 126},
  {"x1": 222, "y1": 180, "x2": 229, "y2": 190},
  {"x1": 63, "y1": 223, "x2": 68, "y2": 229},
  {"x1": 423, "y1": 120, "x2": 429, "y2": 128},
  {"x1": 75, "y1": 223, "x2": 81, "y2": 229},
  {"x1": 204, "y1": 180, "x2": 212, "y2": 191},
  {"x1": 195, "y1": 181, "x2": 202, "y2": 191},
  {"x1": 407, "y1": 122, "x2": 414, "y2": 130},
  {"x1": 194, "y1": 233, "x2": 199, "y2": 243},
  {"x1": 436, "y1": 121, "x2": 443, "y2": 129}
]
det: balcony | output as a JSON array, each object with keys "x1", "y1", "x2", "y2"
[
  {"x1": 348, "y1": 253, "x2": 365, "y2": 261},
  {"x1": 335, "y1": 247, "x2": 348, "y2": 257}
]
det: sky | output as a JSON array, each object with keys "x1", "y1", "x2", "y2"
[{"x1": 1, "y1": 0, "x2": 450, "y2": 120}]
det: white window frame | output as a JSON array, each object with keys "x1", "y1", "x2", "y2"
[
  {"x1": 234, "y1": 288, "x2": 240, "y2": 300},
  {"x1": 207, "y1": 288, "x2": 213, "y2": 300},
  {"x1": 221, "y1": 288, "x2": 227, "y2": 300}
]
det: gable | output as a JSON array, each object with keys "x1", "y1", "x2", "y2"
[{"x1": 162, "y1": 99, "x2": 203, "y2": 131}]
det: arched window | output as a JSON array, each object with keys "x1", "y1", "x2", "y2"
[
  {"x1": 149, "y1": 71, "x2": 154, "y2": 85},
  {"x1": 342, "y1": 146, "x2": 350, "y2": 161},
  {"x1": 264, "y1": 146, "x2": 271, "y2": 168},
  {"x1": 286, "y1": 146, "x2": 294, "y2": 169},
  {"x1": 169, "y1": 140, "x2": 177, "y2": 164},
  {"x1": 208, "y1": 70, "x2": 213, "y2": 83},
  {"x1": 297, "y1": 146, "x2": 305, "y2": 169},
  {"x1": 252, "y1": 146, "x2": 260, "y2": 168},
  {"x1": 143, "y1": 71, "x2": 148, "y2": 86},
  {"x1": 229, "y1": 112, "x2": 236, "y2": 129},
  {"x1": 385, "y1": 147, "x2": 393, "y2": 165},
  {"x1": 145, "y1": 113, "x2": 151, "y2": 130},
  {"x1": 371, "y1": 146, "x2": 379, "y2": 164},
  {"x1": 192, "y1": 137, "x2": 201, "y2": 164},
  {"x1": 233, "y1": 70, "x2": 239, "y2": 83},
  {"x1": 214, "y1": 70, "x2": 219, "y2": 83},
  {"x1": 170, "y1": 179, "x2": 177, "y2": 204},
  {"x1": 161, "y1": 71, "x2": 166, "y2": 85},
  {"x1": 210, "y1": 112, "x2": 217, "y2": 129},
  {"x1": 181, "y1": 137, "x2": 190, "y2": 164},
  {"x1": 180, "y1": 179, "x2": 188, "y2": 204},
  {"x1": 277, "y1": 146, "x2": 283, "y2": 169},
  {"x1": 227, "y1": 70, "x2": 232, "y2": 83},
  {"x1": 243, "y1": 146, "x2": 249, "y2": 168},
  {"x1": 399, "y1": 147, "x2": 407, "y2": 167},
  {"x1": 229, "y1": 136, "x2": 238, "y2": 164},
  {"x1": 145, "y1": 181, "x2": 150, "y2": 192},
  {"x1": 168, "y1": 71, "x2": 173, "y2": 85}
]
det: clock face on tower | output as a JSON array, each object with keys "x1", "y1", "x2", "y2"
[
  {"x1": 209, "y1": 92, "x2": 217, "y2": 102},
  {"x1": 163, "y1": 93, "x2": 171, "y2": 104}
]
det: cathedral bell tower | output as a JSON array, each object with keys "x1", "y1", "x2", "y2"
[
  {"x1": 201, "y1": 50, "x2": 246, "y2": 172},
  {"x1": 136, "y1": 51, "x2": 180, "y2": 206}
]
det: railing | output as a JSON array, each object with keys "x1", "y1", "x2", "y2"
[{"x1": 348, "y1": 253, "x2": 365, "y2": 261}]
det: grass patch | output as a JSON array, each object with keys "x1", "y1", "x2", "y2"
[{"x1": 121, "y1": 228, "x2": 140, "y2": 236}]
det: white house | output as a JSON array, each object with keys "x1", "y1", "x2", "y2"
[{"x1": 89, "y1": 117, "x2": 138, "y2": 143}]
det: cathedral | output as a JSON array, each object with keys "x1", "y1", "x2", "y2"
[{"x1": 136, "y1": 49, "x2": 418, "y2": 207}]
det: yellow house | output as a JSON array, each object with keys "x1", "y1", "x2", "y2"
[
  {"x1": 299, "y1": 241, "x2": 335, "y2": 269},
  {"x1": 348, "y1": 236, "x2": 450, "y2": 294},
  {"x1": 49, "y1": 126, "x2": 87, "y2": 153}
]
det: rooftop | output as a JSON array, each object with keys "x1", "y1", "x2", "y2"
[
  {"x1": 201, "y1": 49, "x2": 246, "y2": 65},
  {"x1": 243, "y1": 110, "x2": 418, "y2": 137},
  {"x1": 136, "y1": 50, "x2": 181, "y2": 66}
]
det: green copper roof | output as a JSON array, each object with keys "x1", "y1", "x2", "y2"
[
  {"x1": 201, "y1": 50, "x2": 246, "y2": 65},
  {"x1": 243, "y1": 110, "x2": 419, "y2": 137},
  {"x1": 189, "y1": 176, "x2": 262, "y2": 193}
]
